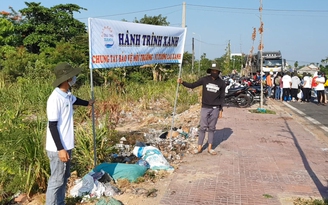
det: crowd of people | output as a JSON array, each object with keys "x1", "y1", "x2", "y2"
[{"x1": 255, "y1": 71, "x2": 328, "y2": 105}]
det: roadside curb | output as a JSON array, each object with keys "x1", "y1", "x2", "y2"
[{"x1": 282, "y1": 101, "x2": 328, "y2": 133}]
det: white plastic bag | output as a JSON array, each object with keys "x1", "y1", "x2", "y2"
[
  {"x1": 70, "y1": 174, "x2": 106, "y2": 198},
  {"x1": 78, "y1": 174, "x2": 95, "y2": 196},
  {"x1": 297, "y1": 89, "x2": 303, "y2": 99},
  {"x1": 133, "y1": 146, "x2": 173, "y2": 171}
]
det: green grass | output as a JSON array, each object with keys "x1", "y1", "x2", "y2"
[
  {"x1": 249, "y1": 108, "x2": 276, "y2": 114},
  {"x1": 263, "y1": 194, "x2": 273, "y2": 198}
]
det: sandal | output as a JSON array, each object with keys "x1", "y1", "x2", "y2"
[
  {"x1": 208, "y1": 149, "x2": 217, "y2": 155},
  {"x1": 193, "y1": 149, "x2": 202, "y2": 154}
]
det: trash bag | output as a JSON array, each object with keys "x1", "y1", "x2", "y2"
[
  {"x1": 96, "y1": 197, "x2": 123, "y2": 205},
  {"x1": 136, "y1": 159, "x2": 150, "y2": 168},
  {"x1": 78, "y1": 174, "x2": 95, "y2": 196},
  {"x1": 133, "y1": 146, "x2": 174, "y2": 171},
  {"x1": 94, "y1": 163, "x2": 147, "y2": 182},
  {"x1": 70, "y1": 174, "x2": 105, "y2": 198},
  {"x1": 297, "y1": 89, "x2": 303, "y2": 99}
]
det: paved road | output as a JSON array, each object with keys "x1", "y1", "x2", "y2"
[
  {"x1": 159, "y1": 100, "x2": 328, "y2": 205},
  {"x1": 281, "y1": 100, "x2": 328, "y2": 133}
]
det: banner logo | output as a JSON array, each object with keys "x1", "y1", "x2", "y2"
[{"x1": 101, "y1": 26, "x2": 114, "y2": 48}]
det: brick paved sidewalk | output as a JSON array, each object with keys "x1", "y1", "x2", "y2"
[{"x1": 159, "y1": 100, "x2": 328, "y2": 205}]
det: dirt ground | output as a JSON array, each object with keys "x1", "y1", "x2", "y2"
[
  {"x1": 113, "y1": 173, "x2": 175, "y2": 205},
  {"x1": 22, "y1": 173, "x2": 175, "y2": 205}
]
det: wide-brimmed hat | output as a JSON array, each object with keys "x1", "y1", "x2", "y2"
[
  {"x1": 52, "y1": 62, "x2": 82, "y2": 87},
  {"x1": 207, "y1": 63, "x2": 221, "y2": 74}
]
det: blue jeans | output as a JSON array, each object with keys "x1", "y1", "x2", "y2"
[
  {"x1": 275, "y1": 87, "x2": 281, "y2": 100},
  {"x1": 267, "y1": 86, "x2": 272, "y2": 98},
  {"x1": 46, "y1": 150, "x2": 72, "y2": 205}
]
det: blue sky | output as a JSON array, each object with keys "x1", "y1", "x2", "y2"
[{"x1": 2, "y1": 0, "x2": 328, "y2": 66}]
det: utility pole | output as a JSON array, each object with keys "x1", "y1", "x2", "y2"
[
  {"x1": 192, "y1": 32, "x2": 201, "y2": 75},
  {"x1": 182, "y1": 2, "x2": 186, "y2": 28},
  {"x1": 192, "y1": 37, "x2": 194, "y2": 73},
  {"x1": 259, "y1": 0, "x2": 264, "y2": 109}
]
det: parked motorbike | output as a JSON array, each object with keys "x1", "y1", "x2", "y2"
[
  {"x1": 224, "y1": 86, "x2": 251, "y2": 108},
  {"x1": 246, "y1": 85, "x2": 268, "y2": 105}
]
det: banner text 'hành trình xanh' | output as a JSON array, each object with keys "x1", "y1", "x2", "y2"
[{"x1": 88, "y1": 18, "x2": 187, "y2": 69}]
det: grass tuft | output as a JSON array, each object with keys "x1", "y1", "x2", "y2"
[
  {"x1": 293, "y1": 197, "x2": 328, "y2": 205},
  {"x1": 249, "y1": 108, "x2": 276, "y2": 114},
  {"x1": 263, "y1": 194, "x2": 273, "y2": 198}
]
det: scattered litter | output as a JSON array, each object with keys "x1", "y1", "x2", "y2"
[
  {"x1": 133, "y1": 146, "x2": 174, "y2": 171},
  {"x1": 69, "y1": 172, "x2": 120, "y2": 198}
]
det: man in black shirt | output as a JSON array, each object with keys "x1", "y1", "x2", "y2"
[{"x1": 178, "y1": 64, "x2": 226, "y2": 155}]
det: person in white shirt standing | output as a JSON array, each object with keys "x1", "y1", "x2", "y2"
[
  {"x1": 291, "y1": 72, "x2": 301, "y2": 102},
  {"x1": 282, "y1": 72, "x2": 292, "y2": 102},
  {"x1": 45, "y1": 62, "x2": 95, "y2": 205},
  {"x1": 315, "y1": 71, "x2": 326, "y2": 105},
  {"x1": 301, "y1": 73, "x2": 312, "y2": 103}
]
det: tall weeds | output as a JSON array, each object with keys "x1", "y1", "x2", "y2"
[{"x1": 0, "y1": 70, "x2": 199, "y2": 199}]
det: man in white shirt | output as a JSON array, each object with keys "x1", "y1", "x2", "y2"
[
  {"x1": 282, "y1": 72, "x2": 292, "y2": 102},
  {"x1": 302, "y1": 73, "x2": 312, "y2": 102},
  {"x1": 291, "y1": 73, "x2": 301, "y2": 102},
  {"x1": 315, "y1": 71, "x2": 326, "y2": 105},
  {"x1": 46, "y1": 62, "x2": 94, "y2": 205}
]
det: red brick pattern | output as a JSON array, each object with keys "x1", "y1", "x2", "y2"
[{"x1": 160, "y1": 103, "x2": 328, "y2": 205}]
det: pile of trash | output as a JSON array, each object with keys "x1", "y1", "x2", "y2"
[{"x1": 68, "y1": 124, "x2": 200, "y2": 200}]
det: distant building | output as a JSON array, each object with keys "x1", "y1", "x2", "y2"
[{"x1": 297, "y1": 64, "x2": 319, "y2": 75}]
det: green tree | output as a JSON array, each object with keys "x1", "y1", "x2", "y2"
[
  {"x1": 231, "y1": 55, "x2": 243, "y2": 73},
  {"x1": 17, "y1": 2, "x2": 87, "y2": 54},
  {"x1": 182, "y1": 51, "x2": 192, "y2": 67},
  {"x1": 222, "y1": 42, "x2": 231, "y2": 76},
  {"x1": 0, "y1": 18, "x2": 15, "y2": 46},
  {"x1": 200, "y1": 53, "x2": 212, "y2": 74},
  {"x1": 0, "y1": 3, "x2": 90, "y2": 83},
  {"x1": 294, "y1": 61, "x2": 299, "y2": 69},
  {"x1": 0, "y1": 6, "x2": 24, "y2": 46},
  {"x1": 181, "y1": 51, "x2": 194, "y2": 74},
  {"x1": 0, "y1": 46, "x2": 38, "y2": 81},
  {"x1": 134, "y1": 14, "x2": 169, "y2": 26}
]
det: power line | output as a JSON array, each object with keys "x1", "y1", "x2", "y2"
[
  {"x1": 76, "y1": 4, "x2": 181, "y2": 20},
  {"x1": 194, "y1": 38, "x2": 226, "y2": 47},
  {"x1": 187, "y1": 4, "x2": 328, "y2": 13},
  {"x1": 76, "y1": 3, "x2": 328, "y2": 22}
]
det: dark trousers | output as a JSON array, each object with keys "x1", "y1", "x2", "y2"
[
  {"x1": 283, "y1": 88, "x2": 291, "y2": 101},
  {"x1": 273, "y1": 86, "x2": 276, "y2": 98},
  {"x1": 198, "y1": 107, "x2": 220, "y2": 146},
  {"x1": 317, "y1": 90, "x2": 325, "y2": 104},
  {"x1": 302, "y1": 88, "x2": 311, "y2": 102},
  {"x1": 291, "y1": 88, "x2": 299, "y2": 100}
]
